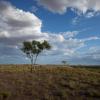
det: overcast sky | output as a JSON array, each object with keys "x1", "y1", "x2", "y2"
[{"x1": 0, "y1": 0, "x2": 100, "y2": 65}]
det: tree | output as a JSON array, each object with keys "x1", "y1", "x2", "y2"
[
  {"x1": 62, "y1": 60, "x2": 67, "y2": 65},
  {"x1": 21, "y1": 40, "x2": 51, "y2": 72}
]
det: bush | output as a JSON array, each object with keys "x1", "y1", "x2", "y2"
[{"x1": 0, "y1": 91, "x2": 10, "y2": 100}]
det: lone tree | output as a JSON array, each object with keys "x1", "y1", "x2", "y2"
[
  {"x1": 62, "y1": 60, "x2": 67, "y2": 65},
  {"x1": 21, "y1": 40, "x2": 51, "y2": 72}
]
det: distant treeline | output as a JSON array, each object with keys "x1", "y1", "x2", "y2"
[{"x1": 71, "y1": 65, "x2": 100, "y2": 68}]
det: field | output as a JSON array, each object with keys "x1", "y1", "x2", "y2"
[{"x1": 0, "y1": 65, "x2": 100, "y2": 100}]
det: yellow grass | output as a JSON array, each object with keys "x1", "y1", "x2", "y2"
[{"x1": 0, "y1": 64, "x2": 100, "y2": 100}]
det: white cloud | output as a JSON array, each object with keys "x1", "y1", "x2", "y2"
[
  {"x1": 72, "y1": 17, "x2": 78, "y2": 25},
  {"x1": 0, "y1": 0, "x2": 42, "y2": 38},
  {"x1": 79, "y1": 46, "x2": 100, "y2": 63},
  {"x1": 63, "y1": 31, "x2": 78, "y2": 38},
  {"x1": 37, "y1": 0, "x2": 100, "y2": 17},
  {"x1": 31, "y1": 6, "x2": 38, "y2": 12},
  {"x1": 85, "y1": 12, "x2": 95, "y2": 18},
  {"x1": 81, "y1": 36, "x2": 100, "y2": 42},
  {"x1": 0, "y1": 0, "x2": 50, "y2": 47}
]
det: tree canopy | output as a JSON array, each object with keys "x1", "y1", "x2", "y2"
[{"x1": 21, "y1": 40, "x2": 51, "y2": 72}]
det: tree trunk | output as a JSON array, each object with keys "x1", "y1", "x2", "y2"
[
  {"x1": 30, "y1": 57, "x2": 33, "y2": 72},
  {"x1": 34, "y1": 54, "x2": 38, "y2": 65}
]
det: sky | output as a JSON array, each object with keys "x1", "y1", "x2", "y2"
[{"x1": 0, "y1": 0, "x2": 100, "y2": 65}]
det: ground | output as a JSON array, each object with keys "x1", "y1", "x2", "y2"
[{"x1": 0, "y1": 65, "x2": 100, "y2": 100}]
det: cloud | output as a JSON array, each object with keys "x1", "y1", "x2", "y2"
[
  {"x1": 31, "y1": 6, "x2": 38, "y2": 12},
  {"x1": 0, "y1": 0, "x2": 42, "y2": 38},
  {"x1": 0, "y1": 0, "x2": 49, "y2": 44},
  {"x1": 46, "y1": 34, "x2": 100, "y2": 58},
  {"x1": 81, "y1": 36, "x2": 100, "y2": 42},
  {"x1": 72, "y1": 16, "x2": 81, "y2": 25},
  {"x1": 37, "y1": 0, "x2": 100, "y2": 17},
  {"x1": 63, "y1": 31, "x2": 78, "y2": 38},
  {"x1": 73, "y1": 46, "x2": 100, "y2": 65}
]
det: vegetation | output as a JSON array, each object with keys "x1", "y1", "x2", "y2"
[
  {"x1": 21, "y1": 40, "x2": 51, "y2": 72},
  {"x1": 62, "y1": 60, "x2": 67, "y2": 65},
  {"x1": 0, "y1": 65, "x2": 100, "y2": 100}
]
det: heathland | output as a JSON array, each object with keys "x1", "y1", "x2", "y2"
[{"x1": 0, "y1": 65, "x2": 100, "y2": 100}]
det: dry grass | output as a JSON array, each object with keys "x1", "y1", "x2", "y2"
[{"x1": 0, "y1": 64, "x2": 100, "y2": 100}]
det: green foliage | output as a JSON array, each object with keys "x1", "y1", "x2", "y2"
[
  {"x1": 62, "y1": 60, "x2": 67, "y2": 65},
  {"x1": 0, "y1": 91, "x2": 10, "y2": 100},
  {"x1": 21, "y1": 41, "x2": 33, "y2": 59},
  {"x1": 42, "y1": 40, "x2": 51, "y2": 50},
  {"x1": 21, "y1": 40, "x2": 51, "y2": 71}
]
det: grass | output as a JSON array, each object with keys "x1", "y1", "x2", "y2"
[{"x1": 0, "y1": 64, "x2": 100, "y2": 100}]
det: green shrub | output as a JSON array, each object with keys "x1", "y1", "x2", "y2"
[{"x1": 0, "y1": 92, "x2": 10, "y2": 100}]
